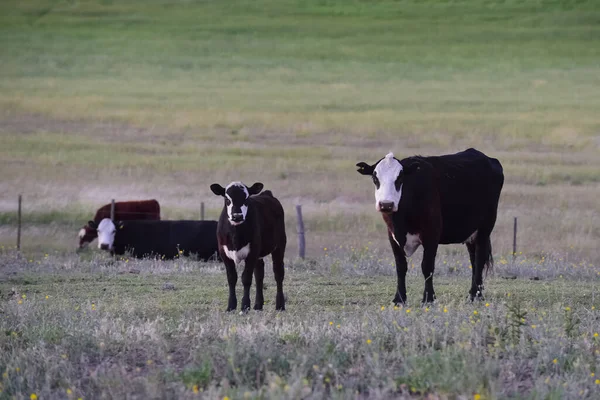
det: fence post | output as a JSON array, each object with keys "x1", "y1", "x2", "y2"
[
  {"x1": 295, "y1": 205, "x2": 305, "y2": 259},
  {"x1": 512, "y1": 216, "x2": 518, "y2": 264},
  {"x1": 17, "y1": 194, "x2": 22, "y2": 251},
  {"x1": 110, "y1": 199, "x2": 115, "y2": 221},
  {"x1": 200, "y1": 202, "x2": 205, "y2": 221}
]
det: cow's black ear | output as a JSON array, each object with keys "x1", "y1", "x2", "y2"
[
  {"x1": 248, "y1": 182, "x2": 264, "y2": 195},
  {"x1": 210, "y1": 184, "x2": 226, "y2": 196},
  {"x1": 356, "y1": 162, "x2": 374, "y2": 175},
  {"x1": 87, "y1": 220, "x2": 97, "y2": 229},
  {"x1": 404, "y1": 161, "x2": 421, "y2": 175}
]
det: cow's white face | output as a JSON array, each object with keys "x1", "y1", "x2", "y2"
[
  {"x1": 210, "y1": 181, "x2": 264, "y2": 226},
  {"x1": 97, "y1": 218, "x2": 116, "y2": 250},
  {"x1": 356, "y1": 152, "x2": 405, "y2": 213},
  {"x1": 373, "y1": 153, "x2": 404, "y2": 212}
]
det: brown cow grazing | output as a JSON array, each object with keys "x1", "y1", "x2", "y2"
[
  {"x1": 210, "y1": 182, "x2": 286, "y2": 312},
  {"x1": 78, "y1": 200, "x2": 160, "y2": 249}
]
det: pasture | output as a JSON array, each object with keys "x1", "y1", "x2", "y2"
[{"x1": 1, "y1": 0, "x2": 600, "y2": 398}]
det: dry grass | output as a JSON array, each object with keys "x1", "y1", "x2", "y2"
[{"x1": 1, "y1": 250, "x2": 599, "y2": 399}]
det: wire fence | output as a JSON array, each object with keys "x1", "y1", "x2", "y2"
[{"x1": 9, "y1": 195, "x2": 518, "y2": 261}]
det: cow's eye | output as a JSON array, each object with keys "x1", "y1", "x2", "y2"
[
  {"x1": 372, "y1": 175, "x2": 380, "y2": 188},
  {"x1": 225, "y1": 198, "x2": 231, "y2": 206},
  {"x1": 395, "y1": 173, "x2": 403, "y2": 190}
]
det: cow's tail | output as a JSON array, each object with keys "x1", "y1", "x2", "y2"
[{"x1": 484, "y1": 237, "x2": 494, "y2": 276}]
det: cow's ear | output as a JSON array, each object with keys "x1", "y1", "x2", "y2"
[
  {"x1": 248, "y1": 182, "x2": 264, "y2": 195},
  {"x1": 210, "y1": 184, "x2": 226, "y2": 196},
  {"x1": 87, "y1": 220, "x2": 97, "y2": 229},
  {"x1": 356, "y1": 162, "x2": 374, "y2": 175},
  {"x1": 404, "y1": 161, "x2": 421, "y2": 175}
]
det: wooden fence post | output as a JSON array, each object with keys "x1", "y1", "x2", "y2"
[
  {"x1": 200, "y1": 202, "x2": 205, "y2": 221},
  {"x1": 296, "y1": 205, "x2": 305, "y2": 259},
  {"x1": 512, "y1": 216, "x2": 518, "y2": 264},
  {"x1": 110, "y1": 199, "x2": 115, "y2": 221},
  {"x1": 17, "y1": 194, "x2": 22, "y2": 251}
]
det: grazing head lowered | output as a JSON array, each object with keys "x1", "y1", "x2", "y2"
[
  {"x1": 356, "y1": 152, "x2": 419, "y2": 213},
  {"x1": 210, "y1": 181, "x2": 264, "y2": 225},
  {"x1": 92, "y1": 218, "x2": 123, "y2": 251}
]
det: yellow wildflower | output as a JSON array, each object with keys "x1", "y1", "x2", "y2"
[
  {"x1": 473, "y1": 311, "x2": 478, "y2": 315},
  {"x1": 192, "y1": 385, "x2": 199, "y2": 394},
  {"x1": 366, "y1": 339, "x2": 372, "y2": 345},
  {"x1": 474, "y1": 395, "x2": 481, "y2": 400},
  {"x1": 594, "y1": 333, "x2": 598, "y2": 337},
  {"x1": 329, "y1": 321, "x2": 333, "y2": 326},
  {"x1": 67, "y1": 388, "x2": 73, "y2": 395},
  {"x1": 553, "y1": 359, "x2": 558, "y2": 364},
  {"x1": 380, "y1": 306, "x2": 385, "y2": 311},
  {"x1": 30, "y1": 394, "x2": 38, "y2": 400}
]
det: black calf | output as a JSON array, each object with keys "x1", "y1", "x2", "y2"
[{"x1": 210, "y1": 181, "x2": 287, "y2": 312}]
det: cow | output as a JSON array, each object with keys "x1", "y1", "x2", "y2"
[
  {"x1": 92, "y1": 218, "x2": 218, "y2": 260},
  {"x1": 78, "y1": 200, "x2": 160, "y2": 249},
  {"x1": 210, "y1": 181, "x2": 286, "y2": 312},
  {"x1": 356, "y1": 148, "x2": 504, "y2": 304}
]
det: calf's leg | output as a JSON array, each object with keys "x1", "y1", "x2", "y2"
[
  {"x1": 223, "y1": 258, "x2": 238, "y2": 312},
  {"x1": 271, "y1": 247, "x2": 286, "y2": 311},
  {"x1": 253, "y1": 258, "x2": 265, "y2": 310},
  {"x1": 241, "y1": 259, "x2": 256, "y2": 312}
]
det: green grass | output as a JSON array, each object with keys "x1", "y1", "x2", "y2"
[
  {"x1": 1, "y1": 251, "x2": 599, "y2": 398},
  {"x1": 1, "y1": 0, "x2": 600, "y2": 144}
]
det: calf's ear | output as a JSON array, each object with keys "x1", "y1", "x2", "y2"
[
  {"x1": 248, "y1": 182, "x2": 264, "y2": 195},
  {"x1": 87, "y1": 220, "x2": 97, "y2": 229},
  {"x1": 356, "y1": 162, "x2": 374, "y2": 175},
  {"x1": 210, "y1": 184, "x2": 226, "y2": 196}
]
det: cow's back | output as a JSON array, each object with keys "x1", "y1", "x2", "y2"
[
  {"x1": 425, "y1": 148, "x2": 503, "y2": 243},
  {"x1": 93, "y1": 200, "x2": 160, "y2": 223},
  {"x1": 114, "y1": 220, "x2": 217, "y2": 259}
]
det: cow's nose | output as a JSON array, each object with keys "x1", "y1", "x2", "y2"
[
  {"x1": 100, "y1": 243, "x2": 109, "y2": 251},
  {"x1": 378, "y1": 201, "x2": 394, "y2": 213},
  {"x1": 231, "y1": 213, "x2": 244, "y2": 222}
]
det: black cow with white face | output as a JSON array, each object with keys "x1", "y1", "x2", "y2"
[
  {"x1": 357, "y1": 148, "x2": 504, "y2": 303},
  {"x1": 210, "y1": 181, "x2": 286, "y2": 312}
]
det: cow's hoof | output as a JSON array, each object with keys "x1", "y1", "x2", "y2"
[
  {"x1": 393, "y1": 296, "x2": 407, "y2": 306},
  {"x1": 226, "y1": 307, "x2": 236, "y2": 312},
  {"x1": 468, "y1": 291, "x2": 485, "y2": 302},
  {"x1": 276, "y1": 306, "x2": 285, "y2": 311},
  {"x1": 422, "y1": 293, "x2": 436, "y2": 304},
  {"x1": 253, "y1": 304, "x2": 264, "y2": 311}
]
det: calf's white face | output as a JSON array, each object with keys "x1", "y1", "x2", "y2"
[
  {"x1": 97, "y1": 218, "x2": 116, "y2": 250},
  {"x1": 210, "y1": 181, "x2": 264, "y2": 226}
]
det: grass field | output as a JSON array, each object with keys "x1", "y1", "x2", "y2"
[
  {"x1": 0, "y1": 0, "x2": 599, "y2": 262},
  {"x1": 0, "y1": 2, "x2": 599, "y2": 396},
  {"x1": 1, "y1": 250, "x2": 599, "y2": 399}
]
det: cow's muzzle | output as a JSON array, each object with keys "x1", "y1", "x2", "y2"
[
  {"x1": 378, "y1": 201, "x2": 395, "y2": 213},
  {"x1": 231, "y1": 213, "x2": 244, "y2": 223},
  {"x1": 100, "y1": 243, "x2": 110, "y2": 251}
]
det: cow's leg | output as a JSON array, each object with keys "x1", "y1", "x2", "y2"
[
  {"x1": 253, "y1": 258, "x2": 265, "y2": 310},
  {"x1": 470, "y1": 235, "x2": 491, "y2": 301},
  {"x1": 271, "y1": 247, "x2": 286, "y2": 311},
  {"x1": 466, "y1": 241, "x2": 479, "y2": 300},
  {"x1": 241, "y1": 258, "x2": 256, "y2": 312},
  {"x1": 421, "y1": 242, "x2": 438, "y2": 303},
  {"x1": 223, "y1": 257, "x2": 238, "y2": 312},
  {"x1": 389, "y1": 233, "x2": 408, "y2": 305}
]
